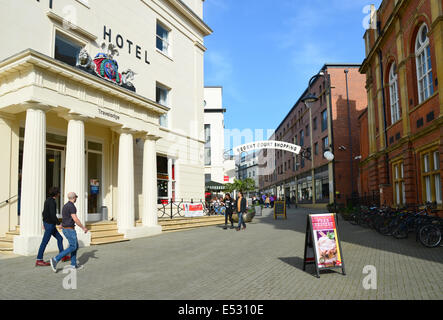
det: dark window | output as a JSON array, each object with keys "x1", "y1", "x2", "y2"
[
  {"x1": 426, "y1": 111, "x2": 435, "y2": 122},
  {"x1": 313, "y1": 117, "x2": 317, "y2": 130},
  {"x1": 54, "y1": 33, "x2": 82, "y2": 67},
  {"x1": 395, "y1": 133, "x2": 401, "y2": 141},
  {"x1": 389, "y1": 136, "x2": 395, "y2": 145},
  {"x1": 300, "y1": 130, "x2": 304, "y2": 146},
  {"x1": 314, "y1": 142, "x2": 318, "y2": 155},
  {"x1": 417, "y1": 118, "x2": 424, "y2": 128},
  {"x1": 321, "y1": 110, "x2": 328, "y2": 132},
  {"x1": 306, "y1": 125, "x2": 309, "y2": 136}
]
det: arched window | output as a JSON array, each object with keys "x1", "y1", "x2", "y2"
[
  {"x1": 415, "y1": 23, "x2": 434, "y2": 103},
  {"x1": 389, "y1": 63, "x2": 400, "y2": 124}
]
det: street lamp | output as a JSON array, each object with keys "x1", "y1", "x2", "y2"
[{"x1": 302, "y1": 69, "x2": 337, "y2": 211}]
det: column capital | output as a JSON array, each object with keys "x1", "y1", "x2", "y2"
[
  {"x1": 143, "y1": 133, "x2": 162, "y2": 141},
  {"x1": 59, "y1": 111, "x2": 90, "y2": 122},
  {"x1": 111, "y1": 126, "x2": 138, "y2": 135},
  {"x1": 23, "y1": 102, "x2": 51, "y2": 112}
]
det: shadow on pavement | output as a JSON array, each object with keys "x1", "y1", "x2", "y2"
[
  {"x1": 78, "y1": 250, "x2": 98, "y2": 265},
  {"x1": 258, "y1": 207, "x2": 443, "y2": 265}
]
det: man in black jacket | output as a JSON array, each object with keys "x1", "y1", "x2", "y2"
[
  {"x1": 222, "y1": 193, "x2": 235, "y2": 230},
  {"x1": 35, "y1": 187, "x2": 69, "y2": 266}
]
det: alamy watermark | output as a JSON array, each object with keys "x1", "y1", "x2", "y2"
[
  {"x1": 62, "y1": 266, "x2": 78, "y2": 290},
  {"x1": 362, "y1": 4, "x2": 377, "y2": 30},
  {"x1": 362, "y1": 265, "x2": 377, "y2": 290}
]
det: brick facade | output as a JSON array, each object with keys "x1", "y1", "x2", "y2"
[{"x1": 359, "y1": 0, "x2": 443, "y2": 215}]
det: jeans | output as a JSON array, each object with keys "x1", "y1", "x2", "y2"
[
  {"x1": 55, "y1": 229, "x2": 78, "y2": 266},
  {"x1": 237, "y1": 212, "x2": 246, "y2": 229},
  {"x1": 37, "y1": 222, "x2": 64, "y2": 260}
]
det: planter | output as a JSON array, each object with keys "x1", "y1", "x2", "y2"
[{"x1": 232, "y1": 209, "x2": 256, "y2": 223}]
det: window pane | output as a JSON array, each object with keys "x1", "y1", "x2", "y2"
[
  {"x1": 54, "y1": 33, "x2": 82, "y2": 67},
  {"x1": 434, "y1": 151, "x2": 440, "y2": 170},
  {"x1": 424, "y1": 155, "x2": 430, "y2": 173},
  {"x1": 88, "y1": 141, "x2": 102, "y2": 152},
  {"x1": 425, "y1": 176, "x2": 431, "y2": 202},
  {"x1": 435, "y1": 175, "x2": 442, "y2": 204}
]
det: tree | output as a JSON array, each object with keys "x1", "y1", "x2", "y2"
[{"x1": 224, "y1": 178, "x2": 256, "y2": 194}]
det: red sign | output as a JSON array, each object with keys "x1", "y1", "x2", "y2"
[{"x1": 224, "y1": 176, "x2": 229, "y2": 182}]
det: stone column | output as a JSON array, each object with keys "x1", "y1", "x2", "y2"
[
  {"x1": 117, "y1": 130, "x2": 135, "y2": 233},
  {"x1": 63, "y1": 114, "x2": 90, "y2": 247},
  {"x1": 64, "y1": 115, "x2": 86, "y2": 224},
  {"x1": 14, "y1": 106, "x2": 47, "y2": 256}
]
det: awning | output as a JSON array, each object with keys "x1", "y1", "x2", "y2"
[{"x1": 205, "y1": 181, "x2": 226, "y2": 191}]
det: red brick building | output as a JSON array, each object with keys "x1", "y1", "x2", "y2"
[
  {"x1": 359, "y1": 0, "x2": 443, "y2": 213},
  {"x1": 259, "y1": 64, "x2": 367, "y2": 208}
]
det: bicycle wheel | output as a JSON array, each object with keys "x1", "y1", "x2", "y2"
[
  {"x1": 349, "y1": 213, "x2": 358, "y2": 225},
  {"x1": 419, "y1": 225, "x2": 441, "y2": 248}
]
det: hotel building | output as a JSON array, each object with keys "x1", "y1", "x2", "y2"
[{"x1": 0, "y1": 0, "x2": 212, "y2": 255}]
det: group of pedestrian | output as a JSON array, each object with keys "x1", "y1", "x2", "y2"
[
  {"x1": 261, "y1": 194, "x2": 275, "y2": 208},
  {"x1": 211, "y1": 192, "x2": 247, "y2": 231},
  {"x1": 35, "y1": 187, "x2": 88, "y2": 272}
]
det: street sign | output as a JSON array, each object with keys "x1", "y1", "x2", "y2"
[
  {"x1": 303, "y1": 213, "x2": 346, "y2": 278},
  {"x1": 274, "y1": 201, "x2": 287, "y2": 220}
]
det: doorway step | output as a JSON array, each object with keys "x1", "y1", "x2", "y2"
[
  {"x1": 136, "y1": 215, "x2": 225, "y2": 233},
  {"x1": 0, "y1": 226, "x2": 19, "y2": 252},
  {"x1": 87, "y1": 221, "x2": 129, "y2": 245}
]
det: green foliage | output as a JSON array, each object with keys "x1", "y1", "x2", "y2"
[{"x1": 224, "y1": 178, "x2": 256, "y2": 194}]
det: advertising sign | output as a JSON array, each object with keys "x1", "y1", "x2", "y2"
[
  {"x1": 273, "y1": 201, "x2": 287, "y2": 220},
  {"x1": 90, "y1": 179, "x2": 100, "y2": 195},
  {"x1": 182, "y1": 203, "x2": 205, "y2": 217},
  {"x1": 303, "y1": 213, "x2": 345, "y2": 278}
]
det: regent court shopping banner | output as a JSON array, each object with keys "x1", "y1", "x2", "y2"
[
  {"x1": 182, "y1": 203, "x2": 205, "y2": 217},
  {"x1": 303, "y1": 213, "x2": 346, "y2": 278}
]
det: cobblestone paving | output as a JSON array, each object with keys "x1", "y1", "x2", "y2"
[{"x1": 0, "y1": 208, "x2": 442, "y2": 300}]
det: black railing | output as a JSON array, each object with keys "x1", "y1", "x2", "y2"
[
  {"x1": 157, "y1": 199, "x2": 209, "y2": 219},
  {"x1": 0, "y1": 195, "x2": 18, "y2": 206},
  {"x1": 345, "y1": 192, "x2": 380, "y2": 208}
]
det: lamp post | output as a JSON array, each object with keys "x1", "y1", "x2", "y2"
[{"x1": 301, "y1": 70, "x2": 337, "y2": 210}]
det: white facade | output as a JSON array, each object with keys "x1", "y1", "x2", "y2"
[
  {"x1": 0, "y1": 0, "x2": 211, "y2": 255},
  {"x1": 203, "y1": 87, "x2": 235, "y2": 185}
]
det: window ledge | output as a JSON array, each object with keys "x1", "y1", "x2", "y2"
[
  {"x1": 156, "y1": 48, "x2": 173, "y2": 62},
  {"x1": 409, "y1": 91, "x2": 439, "y2": 114}
]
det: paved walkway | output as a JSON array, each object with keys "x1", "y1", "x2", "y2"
[{"x1": 0, "y1": 207, "x2": 442, "y2": 300}]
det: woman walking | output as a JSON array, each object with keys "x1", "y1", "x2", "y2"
[
  {"x1": 223, "y1": 193, "x2": 234, "y2": 229},
  {"x1": 236, "y1": 191, "x2": 247, "y2": 231}
]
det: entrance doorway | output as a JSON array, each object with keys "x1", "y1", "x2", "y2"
[
  {"x1": 86, "y1": 140, "x2": 103, "y2": 217},
  {"x1": 46, "y1": 147, "x2": 65, "y2": 214}
]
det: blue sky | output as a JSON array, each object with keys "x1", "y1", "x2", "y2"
[{"x1": 203, "y1": 0, "x2": 382, "y2": 151}]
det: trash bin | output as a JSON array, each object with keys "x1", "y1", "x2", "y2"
[{"x1": 101, "y1": 206, "x2": 108, "y2": 221}]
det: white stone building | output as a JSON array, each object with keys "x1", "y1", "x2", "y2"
[
  {"x1": 0, "y1": 0, "x2": 212, "y2": 255},
  {"x1": 203, "y1": 87, "x2": 235, "y2": 186}
]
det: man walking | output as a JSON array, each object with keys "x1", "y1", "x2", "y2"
[
  {"x1": 236, "y1": 191, "x2": 247, "y2": 231},
  {"x1": 35, "y1": 187, "x2": 70, "y2": 266},
  {"x1": 50, "y1": 192, "x2": 88, "y2": 272}
]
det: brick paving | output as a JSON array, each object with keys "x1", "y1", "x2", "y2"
[{"x1": 0, "y1": 207, "x2": 442, "y2": 300}]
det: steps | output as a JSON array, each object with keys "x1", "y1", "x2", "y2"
[
  {"x1": 87, "y1": 221, "x2": 129, "y2": 245},
  {"x1": 0, "y1": 226, "x2": 19, "y2": 252},
  {"x1": 0, "y1": 216, "x2": 226, "y2": 251},
  {"x1": 141, "y1": 215, "x2": 226, "y2": 233}
]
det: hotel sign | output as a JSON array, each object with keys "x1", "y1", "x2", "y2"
[
  {"x1": 103, "y1": 26, "x2": 150, "y2": 65},
  {"x1": 98, "y1": 108, "x2": 120, "y2": 121},
  {"x1": 234, "y1": 141, "x2": 302, "y2": 155}
]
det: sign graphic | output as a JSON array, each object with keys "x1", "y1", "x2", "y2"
[
  {"x1": 234, "y1": 141, "x2": 302, "y2": 155},
  {"x1": 303, "y1": 213, "x2": 346, "y2": 278},
  {"x1": 182, "y1": 203, "x2": 205, "y2": 217}
]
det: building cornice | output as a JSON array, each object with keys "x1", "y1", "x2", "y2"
[
  {"x1": 146, "y1": 0, "x2": 212, "y2": 37},
  {"x1": 360, "y1": 0, "x2": 408, "y2": 74}
]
